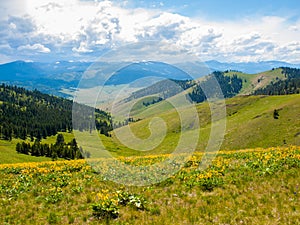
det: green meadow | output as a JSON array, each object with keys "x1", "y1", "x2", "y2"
[
  {"x1": 1, "y1": 94, "x2": 300, "y2": 162},
  {"x1": 0, "y1": 146, "x2": 299, "y2": 224},
  {"x1": 1, "y1": 92, "x2": 300, "y2": 224}
]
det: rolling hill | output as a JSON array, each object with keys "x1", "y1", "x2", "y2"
[
  {"x1": 1, "y1": 66, "x2": 300, "y2": 163},
  {"x1": 98, "y1": 94, "x2": 300, "y2": 157},
  {"x1": 82, "y1": 67, "x2": 300, "y2": 158},
  {"x1": 0, "y1": 84, "x2": 113, "y2": 163},
  {"x1": 224, "y1": 68, "x2": 287, "y2": 94},
  {"x1": 121, "y1": 66, "x2": 299, "y2": 107},
  {"x1": 3, "y1": 93, "x2": 299, "y2": 162}
]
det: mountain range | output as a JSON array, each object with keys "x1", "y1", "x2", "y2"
[{"x1": 0, "y1": 60, "x2": 300, "y2": 97}]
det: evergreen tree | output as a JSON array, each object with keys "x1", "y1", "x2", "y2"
[
  {"x1": 16, "y1": 143, "x2": 22, "y2": 153},
  {"x1": 56, "y1": 134, "x2": 65, "y2": 146}
]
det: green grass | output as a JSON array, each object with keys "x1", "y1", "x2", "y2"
[
  {"x1": 1, "y1": 71, "x2": 299, "y2": 223},
  {"x1": 40, "y1": 132, "x2": 75, "y2": 145},
  {"x1": 0, "y1": 139, "x2": 49, "y2": 164},
  {"x1": 1, "y1": 94, "x2": 300, "y2": 161},
  {"x1": 225, "y1": 68, "x2": 286, "y2": 94},
  {"x1": 129, "y1": 96, "x2": 163, "y2": 116},
  {"x1": 0, "y1": 146, "x2": 299, "y2": 224},
  {"x1": 106, "y1": 94, "x2": 300, "y2": 155},
  {"x1": 0, "y1": 132, "x2": 75, "y2": 164},
  {"x1": 221, "y1": 94, "x2": 300, "y2": 149}
]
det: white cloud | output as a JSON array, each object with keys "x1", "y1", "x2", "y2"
[
  {"x1": 274, "y1": 42, "x2": 300, "y2": 63},
  {"x1": 0, "y1": 43, "x2": 13, "y2": 53},
  {"x1": 0, "y1": 0, "x2": 299, "y2": 63},
  {"x1": 72, "y1": 42, "x2": 93, "y2": 53},
  {"x1": 0, "y1": 53, "x2": 14, "y2": 64},
  {"x1": 17, "y1": 44, "x2": 51, "y2": 53}
]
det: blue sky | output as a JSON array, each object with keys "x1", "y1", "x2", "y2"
[
  {"x1": 0, "y1": 0, "x2": 299, "y2": 63},
  {"x1": 128, "y1": 0, "x2": 300, "y2": 19}
]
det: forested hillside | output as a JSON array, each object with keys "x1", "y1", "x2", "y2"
[
  {"x1": 0, "y1": 84, "x2": 112, "y2": 141},
  {"x1": 125, "y1": 79, "x2": 195, "y2": 102},
  {"x1": 125, "y1": 71, "x2": 243, "y2": 105},
  {"x1": 189, "y1": 71, "x2": 243, "y2": 103},
  {"x1": 254, "y1": 67, "x2": 300, "y2": 95}
]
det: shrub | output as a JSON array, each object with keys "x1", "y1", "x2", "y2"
[
  {"x1": 91, "y1": 199, "x2": 119, "y2": 219},
  {"x1": 117, "y1": 191, "x2": 147, "y2": 210}
]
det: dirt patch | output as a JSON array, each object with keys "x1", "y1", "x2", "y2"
[
  {"x1": 253, "y1": 114, "x2": 262, "y2": 119},
  {"x1": 226, "y1": 103, "x2": 238, "y2": 107},
  {"x1": 294, "y1": 132, "x2": 300, "y2": 137}
]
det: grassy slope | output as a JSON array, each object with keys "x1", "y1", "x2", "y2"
[
  {"x1": 105, "y1": 94, "x2": 300, "y2": 156},
  {"x1": 1, "y1": 94, "x2": 299, "y2": 161},
  {"x1": 224, "y1": 68, "x2": 286, "y2": 94},
  {"x1": 113, "y1": 67, "x2": 299, "y2": 153},
  {"x1": 221, "y1": 94, "x2": 300, "y2": 149},
  {"x1": 1, "y1": 69, "x2": 299, "y2": 224},
  {"x1": 0, "y1": 139, "x2": 49, "y2": 164},
  {"x1": 1, "y1": 67, "x2": 299, "y2": 162},
  {"x1": 121, "y1": 68, "x2": 287, "y2": 120},
  {"x1": 89, "y1": 67, "x2": 287, "y2": 116}
]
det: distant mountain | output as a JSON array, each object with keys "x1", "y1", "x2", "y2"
[
  {"x1": 0, "y1": 60, "x2": 45, "y2": 80},
  {"x1": 106, "y1": 61, "x2": 192, "y2": 85},
  {"x1": 0, "y1": 60, "x2": 91, "y2": 81},
  {"x1": 0, "y1": 61, "x2": 92, "y2": 97},
  {"x1": 205, "y1": 60, "x2": 300, "y2": 74},
  {"x1": 1, "y1": 60, "x2": 300, "y2": 97}
]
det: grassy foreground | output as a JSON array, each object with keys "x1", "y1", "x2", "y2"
[{"x1": 0, "y1": 146, "x2": 299, "y2": 224}]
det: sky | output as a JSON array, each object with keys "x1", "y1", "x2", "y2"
[{"x1": 0, "y1": 0, "x2": 300, "y2": 63}]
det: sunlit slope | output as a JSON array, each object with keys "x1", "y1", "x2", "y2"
[
  {"x1": 221, "y1": 94, "x2": 300, "y2": 149},
  {"x1": 2, "y1": 94, "x2": 299, "y2": 162},
  {"x1": 113, "y1": 68, "x2": 287, "y2": 120},
  {"x1": 108, "y1": 94, "x2": 300, "y2": 155},
  {"x1": 0, "y1": 139, "x2": 50, "y2": 164},
  {"x1": 111, "y1": 86, "x2": 193, "y2": 121},
  {"x1": 224, "y1": 68, "x2": 286, "y2": 95},
  {"x1": 101, "y1": 68, "x2": 289, "y2": 123}
]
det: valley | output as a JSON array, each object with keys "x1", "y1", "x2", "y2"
[{"x1": 0, "y1": 64, "x2": 300, "y2": 224}]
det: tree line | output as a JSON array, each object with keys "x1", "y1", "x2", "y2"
[
  {"x1": 142, "y1": 97, "x2": 163, "y2": 107},
  {"x1": 16, "y1": 134, "x2": 89, "y2": 160},
  {"x1": 254, "y1": 67, "x2": 300, "y2": 95}
]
